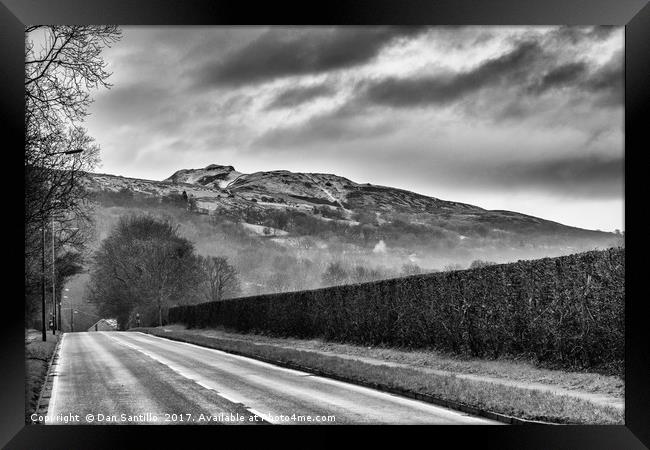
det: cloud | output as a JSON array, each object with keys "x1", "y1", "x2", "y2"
[
  {"x1": 93, "y1": 82, "x2": 170, "y2": 122},
  {"x1": 584, "y1": 50, "x2": 623, "y2": 106},
  {"x1": 86, "y1": 26, "x2": 624, "y2": 230},
  {"x1": 494, "y1": 155, "x2": 623, "y2": 198},
  {"x1": 265, "y1": 83, "x2": 336, "y2": 110},
  {"x1": 256, "y1": 106, "x2": 400, "y2": 148},
  {"x1": 530, "y1": 61, "x2": 588, "y2": 93},
  {"x1": 545, "y1": 26, "x2": 617, "y2": 46},
  {"x1": 527, "y1": 49, "x2": 622, "y2": 104},
  {"x1": 359, "y1": 41, "x2": 543, "y2": 108},
  {"x1": 192, "y1": 27, "x2": 426, "y2": 88}
]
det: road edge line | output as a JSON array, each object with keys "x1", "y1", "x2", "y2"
[
  {"x1": 32, "y1": 333, "x2": 64, "y2": 424},
  {"x1": 135, "y1": 330, "x2": 556, "y2": 426}
]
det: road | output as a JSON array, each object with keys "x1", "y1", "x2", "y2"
[{"x1": 46, "y1": 331, "x2": 500, "y2": 425}]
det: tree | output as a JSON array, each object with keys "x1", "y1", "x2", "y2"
[
  {"x1": 443, "y1": 263, "x2": 465, "y2": 272},
  {"x1": 188, "y1": 196, "x2": 198, "y2": 212},
  {"x1": 469, "y1": 260, "x2": 498, "y2": 269},
  {"x1": 350, "y1": 265, "x2": 369, "y2": 284},
  {"x1": 88, "y1": 215, "x2": 202, "y2": 328},
  {"x1": 322, "y1": 261, "x2": 348, "y2": 286},
  {"x1": 401, "y1": 263, "x2": 422, "y2": 276},
  {"x1": 25, "y1": 26, "x2": 121, "y2": 232},
  {"x1": 197, "y1": 256, "x2": 241, "y2": 302},
  {"x1": 25, "y1": 26, "x2": 122, "y2": 324}
]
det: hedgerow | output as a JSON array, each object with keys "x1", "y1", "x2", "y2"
[{"x1": 170, "y1": 248, "x2": 624, "y2": 374}]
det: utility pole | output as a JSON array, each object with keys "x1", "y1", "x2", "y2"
[
  {"x1": 71, "y1": 307, "x2": 74, "y2": 333},
  {"x1": 52, "y1": 218, "x2": 56, "y2": 334},
  {"x1": 58, "y1": 295, "x2": 62, "y2": 332},
  {"x1": 41, "y1": 225, "x2": 46, "y2": 342},
  {"x1": 36, "y1": 148, "x2": 83, "y2": 339}
]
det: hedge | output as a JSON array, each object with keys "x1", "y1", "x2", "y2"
[{"x1": 170, "y1": 248, "x2": 624, "y2": 374}]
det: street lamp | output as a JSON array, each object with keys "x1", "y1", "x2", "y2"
[
  {"x1": 52, "y1": 224, "x2": 78, "y2": 335},
  {"x1": 41, "y1": 226, "x2": 46, "y2": 341},
  {"x1": 71, "y1": 309, "x2": 78, "y2": 332},
  {"x1": 40, "y1": 148, "x2": 83, "y2": 342},
  {"x1": 61, "y1": 288, "x2": 69, "y2": 331}
]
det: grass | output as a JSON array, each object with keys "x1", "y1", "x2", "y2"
[
  {"x1": 168, "y1": 325, "x2": 623, "y2": 398},
  {"x1": 136, "y1": 326, "x2": 623, "y2": 425},
  {"x1": 25, "y1": 330, "x2": 59, "y2": 422}
]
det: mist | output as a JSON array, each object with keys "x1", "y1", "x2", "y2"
[{"x1": 87, "y1": 192, "x2": 622, "y2": 299}]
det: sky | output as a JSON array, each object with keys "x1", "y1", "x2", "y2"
[{"x1": 83, "y1": 26, "x2": 624, "y2": 232}]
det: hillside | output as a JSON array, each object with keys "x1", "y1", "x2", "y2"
[
  {"x1": 83, "y1": 164, "x2": 622, "y2": 297},
  {"x1": 88, "y1": 164, "x2": 614, "y2": 239}
]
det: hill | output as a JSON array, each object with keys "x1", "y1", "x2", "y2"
[{"x1": 83, "y1": 164, "x2": 622, "y2": 297}]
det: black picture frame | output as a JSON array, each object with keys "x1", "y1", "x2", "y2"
[{"x1": 2, "y1": 0, "x2": 648, "y2": 448}]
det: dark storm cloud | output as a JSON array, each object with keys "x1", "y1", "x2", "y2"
[
  {"x1": 265, "y1": 83, "x2": 336, "y2": 110},
  {"x1": 529, "y1": 49, "x2": 622, "y2": 102},
  {"x1": 357, "y1": 31, "x2": 622, "y2": 112},
  {"x1": 546, "y1": 26, "x2": 617, "y2": 46},
  {"x1": 496, "y1": 155, "x2": 623, "y2": 198},
  {"x1": 360, "y1": 41, "x2": 542, "y2": 108},
  {"x1": 585, "y1": 50, "x2": 623, "y2": 106},
  {"x1": 531, "y1": 62, "x2": 588, "y2": 93},
  {"x1": 400, "y1": 151, "x2": 623, "y2": 199},
  {"x1": 256, "y1": 106, "x2": 399, "y2": 148},
  {"x1": 192, "y1": 27, "x2": 426, "y2": 88}
]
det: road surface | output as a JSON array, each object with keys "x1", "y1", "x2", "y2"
[{"x1": 46, "y1": 331, "x2": 499, "y2": 425}]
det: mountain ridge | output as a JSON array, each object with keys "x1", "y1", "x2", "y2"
[{"x1": 85, "y1": 164, "x2": 616, "y2": 242}]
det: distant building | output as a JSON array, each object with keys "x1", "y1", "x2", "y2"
[{"x1": 88, "y1": 318, "x2": 118, "y2": 332}]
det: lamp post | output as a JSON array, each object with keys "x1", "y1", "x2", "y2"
[
  {"x1": 51, "y1": 225, "x2": 78, "y2": 335},
  {"x1": 60, "y1": 288, "x2": 69, "y2": 331},
  {"x1": 39, "y1": 147, "x2": 83, "y2": 341},
  {"x1": 63, "y1": 295, "x2": 71, "y2": 331},
  {"x1": 62, "y1": 304, "x2": 100, "y2": 332},
  {"x1": 41, "y1": 225, "x2": 46, "y2": 342}
]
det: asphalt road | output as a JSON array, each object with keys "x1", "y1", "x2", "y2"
[{"x1": 47, "y1": 331, "x2": 499, "y2": 425}]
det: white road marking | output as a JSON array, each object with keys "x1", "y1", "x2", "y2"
[
  {"x1": 125, "y1": 331, "x2": 497, "y2": 424},
  {"x1": 195, "y1": 381, "x2": 214, "y2": 391},
  {"x1": 106, "y1": 333, "x2": 258, "y2": 414},
  {"x1": 46, "y1": 333, "x2": 65, "y2": 418},
  {"x1": 134, "y1": 331, "x2": 318, "y2": 376}
]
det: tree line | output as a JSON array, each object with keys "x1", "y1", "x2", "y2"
[
  {"x1": 25, "y1": 26, "x2": 122, "y2": 329},
  {"x1": 319, "y1": 259, "x2": 497, "y2": 287}
]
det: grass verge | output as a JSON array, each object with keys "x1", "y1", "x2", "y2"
[
  {"x1": 25, "y1": 330, "x2": 59, "y2": 422},
  {"x1": 162, "y1": 325, "x2": 624, "y2": 400},
  {"x1": 136, "y1": 327, "x2": 622, "y2": 425}
]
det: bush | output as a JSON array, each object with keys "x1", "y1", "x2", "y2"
[{"x1": 169, "y1": 248, "x2": 624, "y2": 374}]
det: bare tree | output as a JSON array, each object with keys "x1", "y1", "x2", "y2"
[
  {"x1": 401, "y1": 263, "x2": 423, "y2": 276},
  {"x1": 24, "y1": 26, "x2": 121, "y2": 261},
  {"x1": 349, "y1": 265, "x2": 369, "y2": 284},
  {"x1": 322, "y1": 261, "x2": 348, "y2": 286},
  {"x1": 469, "y1": 260, "x2": 498, "y2": 269},
  {"x1": 197, "y1": 256, "x2": 241, "y2": 302},
  {"x1": 25, "y1": 26, "x2": 122, "y2": 324}
]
